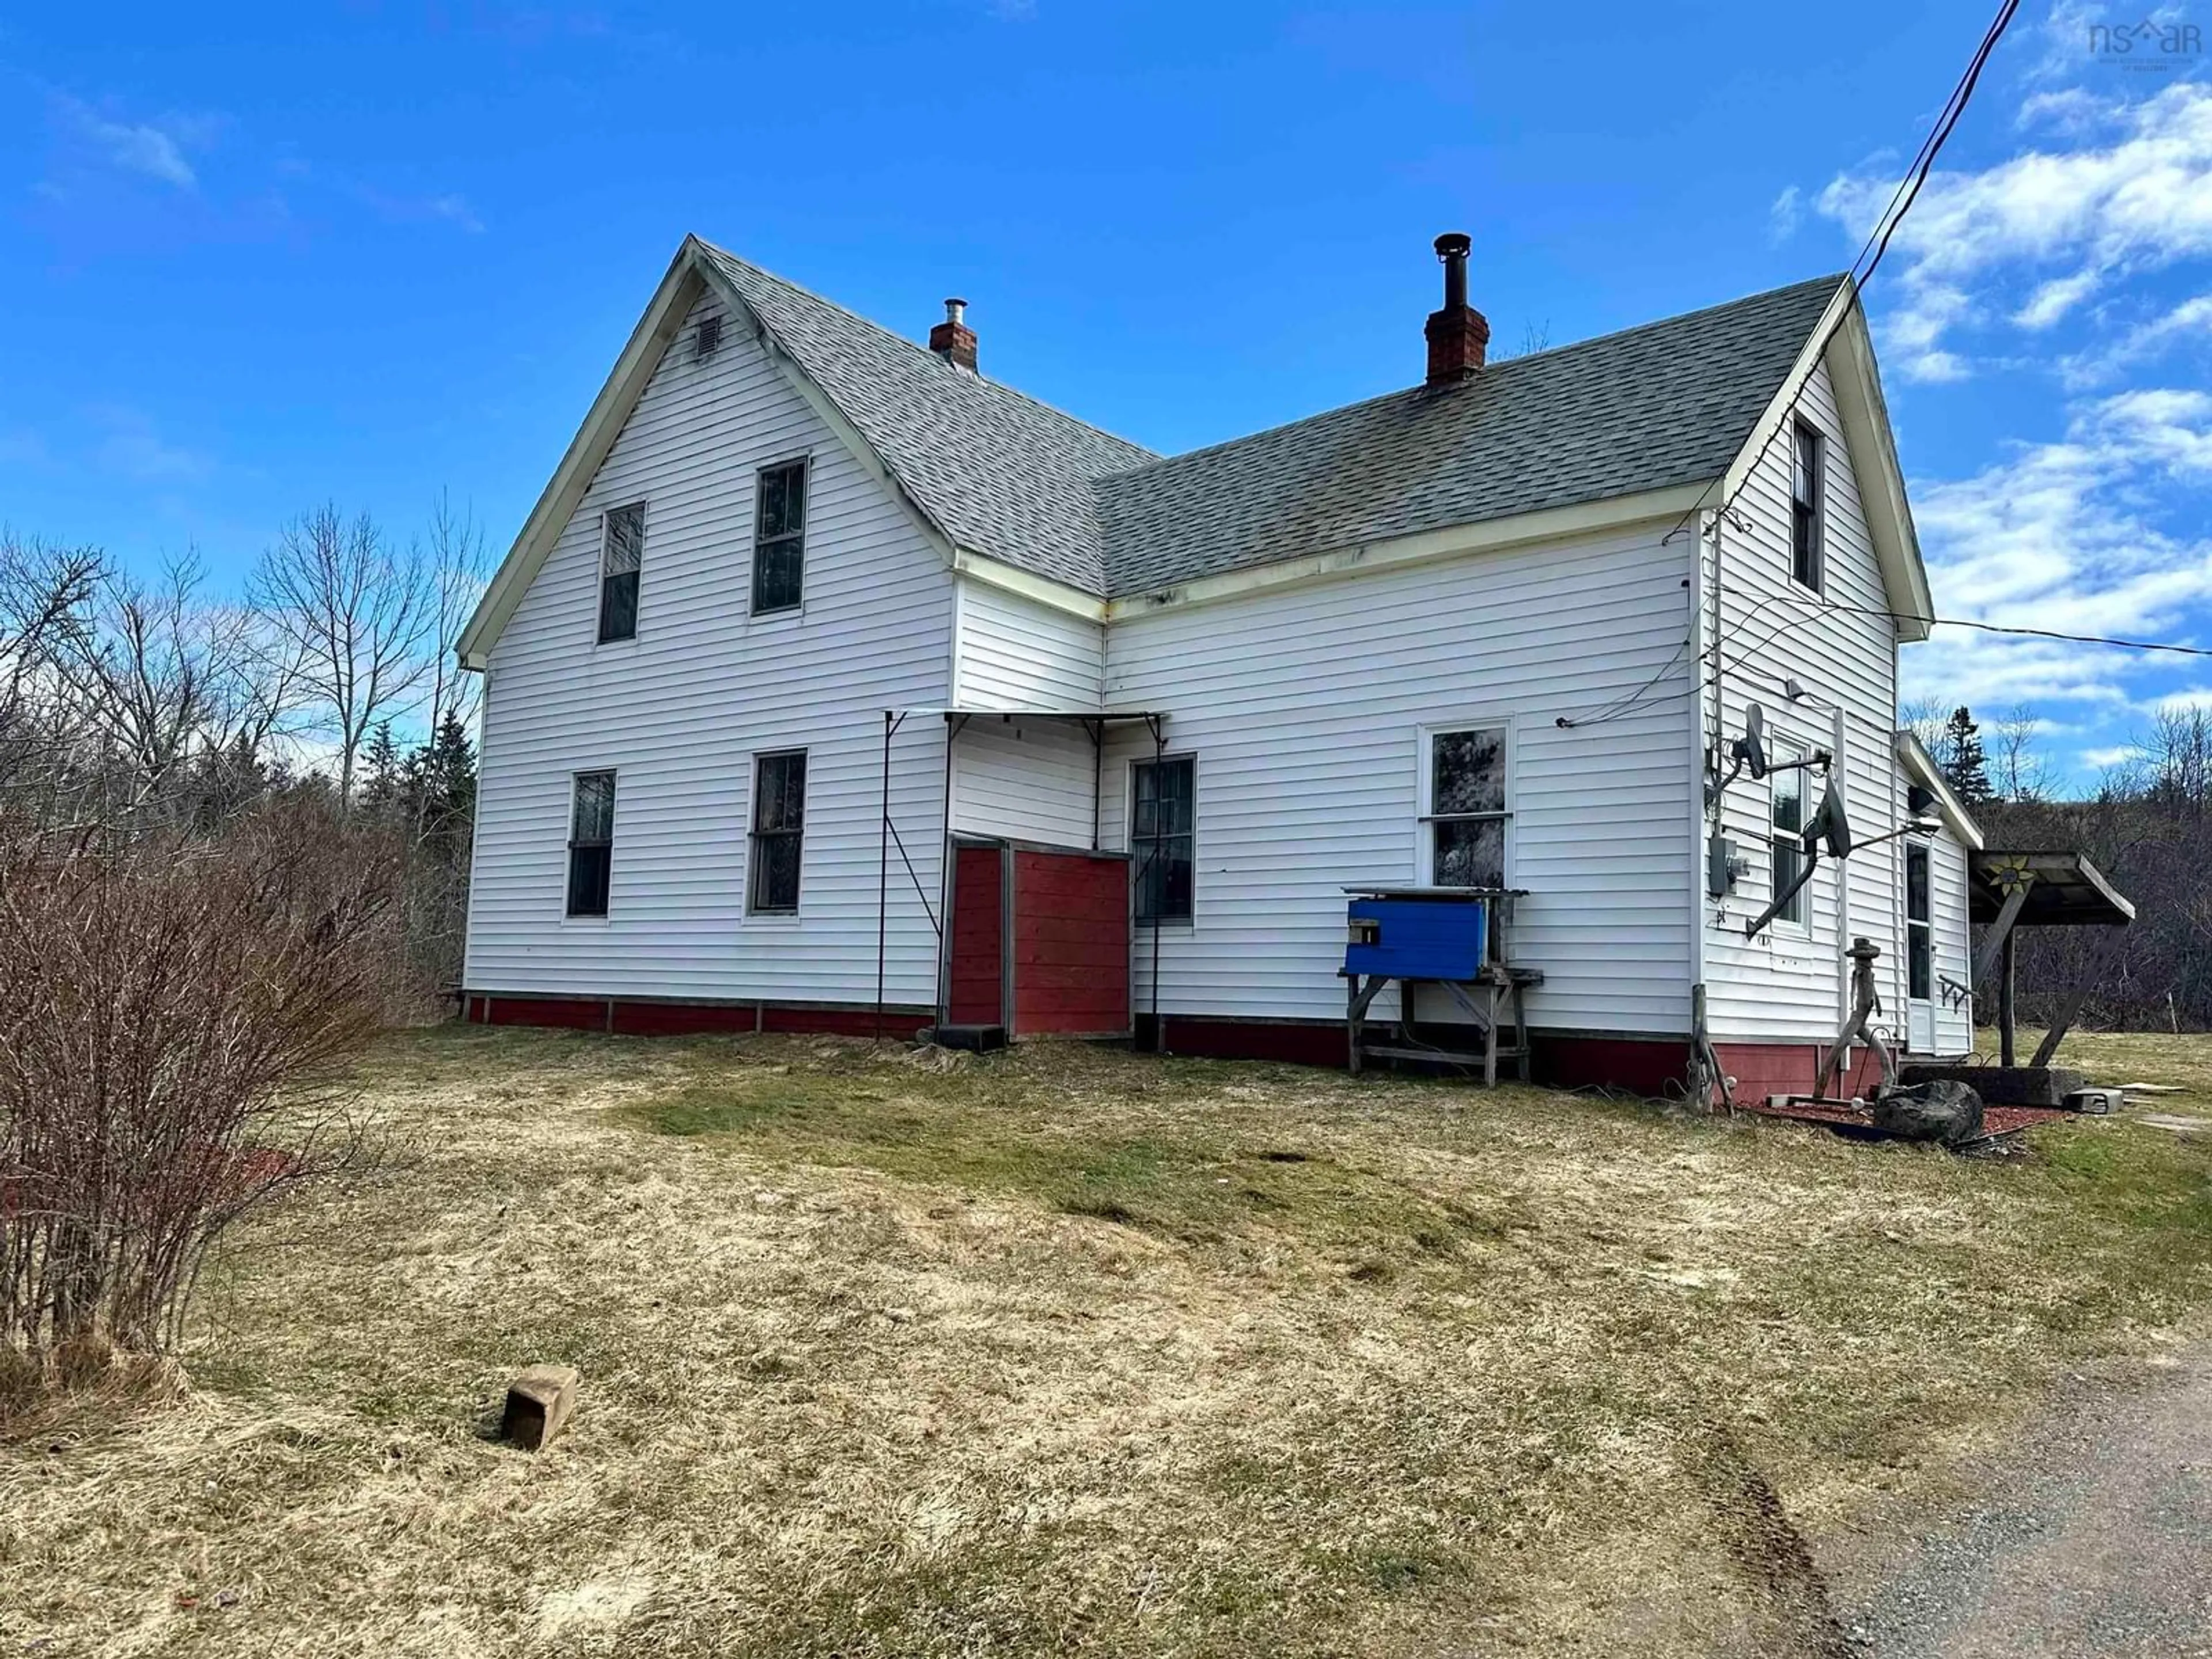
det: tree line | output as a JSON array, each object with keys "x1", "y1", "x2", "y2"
[{"x1": 1908, "y1": 699, "x2": 2212, "y2": 1033}]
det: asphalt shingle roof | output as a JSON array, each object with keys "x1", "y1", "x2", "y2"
[
  {"x1": 1095, "y1": 274, "x2": 1847, "y2": 594},
  {"x1": 700, "y1": 239, "x2": 1844, "y2": 601},
  {"x1": 700, "y1": 242, "x2": 1157, "y2": 592}
]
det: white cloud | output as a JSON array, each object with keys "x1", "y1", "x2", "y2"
[
  {"x1": 2014, "y1": 267, "x2": 2103, "y2": 327},
  {"x1": 54, "y1": 95, "x2": 211, "y2": 190},
  {"x1": 2058, "y1": 290, "x2": 2212, "y2": 385},
  {"x1": 1769, "y1": 184, "x2": 1802, "y2": 243},
  {"x1": 2081, "y1": 743, "x2": 2143, "y2": 767},
  {"x1": 1905, "y1": 387, "x2": 2212, "y2": 711},
  {"x1": 1815, "y1": 79, "x2": 2212, "y2": 375},
  {"x1": 86, "y1": 405, "x2": 214, "y2": 484}
]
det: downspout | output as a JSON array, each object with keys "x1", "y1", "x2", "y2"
[
  {"x1": 876, "y1": 710, "x2": 893, "y2": 1044},
  {"x1": 937, "y1": 714, "x2": 962, "y2": 1027},
  {"x1": 1688, "y1": 511, "x2": 1719, "y2": 1105},
  {"x1": 1832, "y1": 704, "x2": 1851, "y2": 1037},
  {"x1": 1149, "y1": 715, "x2": 1166, "y2": 1053}
]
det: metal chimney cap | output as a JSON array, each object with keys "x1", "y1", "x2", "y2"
[
  {"x1": 943, "y1": 297, "x2": 968, "y2": 324},
  {"x1": 1434, "y1": 232, "x2": 1471, "y2": 260}
]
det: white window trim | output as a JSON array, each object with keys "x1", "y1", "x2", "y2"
[
  {"x1": 1767, "y1": 743, "x2": 1811, "y2": 938},
  {"x1": 749, "y1": 453, "x2": 813, "y2": 623},
  {"x1": 1128, "y1": 751, "x2": 1198, "y2": 930},
  {"x1": 741, "y1": 745, "x2": 809, "y2": 925},
  {"x1": 560, "y1": 766, "x2": 618, "y2": 926},
  {"x1": 1415, "y1": 716, "x2": 1516, "y2": 889},
  {"x1": 594, "y1": 501, "x2": 648, "y2": 649}
]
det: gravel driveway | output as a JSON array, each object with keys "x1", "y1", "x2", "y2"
[{"x1": 1828, "y1": 1346, "x2": 2212, "y2": 1657}]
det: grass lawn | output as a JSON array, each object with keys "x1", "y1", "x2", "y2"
[{"x1": 6, "y1": 1027, "x2": 2212, "y2": 1657}]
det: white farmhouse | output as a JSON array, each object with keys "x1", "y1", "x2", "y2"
[{"x1": 456, "y1": 233, "x2": 1980, "y2": 1100}]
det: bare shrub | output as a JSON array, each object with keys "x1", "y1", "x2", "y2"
[{"x1": 0, "y1": 799, "x2": 400, "y2": 1362}]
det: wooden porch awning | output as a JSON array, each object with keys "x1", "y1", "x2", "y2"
[
  {"x1": 1969, "y1": 849, "x2": 2135, "y2": 1071},
  {"x1": 1968, "y1": 851, "x2": 2136, "y2": 929}
]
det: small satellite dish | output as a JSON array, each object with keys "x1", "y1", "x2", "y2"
[
  {"x1": 1809, "y1": 776, "x2": 1852, "y2": 858},
  {"x1": 1734, "y1": 703, "x2": 1770, "y2": 781}
]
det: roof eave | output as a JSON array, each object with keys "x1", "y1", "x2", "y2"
[
  {"x1": 1720, "y1": 278, "x2": 1934, "y2": 643},
  {"x1": 457, "y1": 239, "x2": 704, "y2": 672},
  {"x1": 1100, "y1": 480, "x2": 1711, "y2": 619},
  {"x1": 1896, "y1": 730, "x2": 1985, "y2": 851}
]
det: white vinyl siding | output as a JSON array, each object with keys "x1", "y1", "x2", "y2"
[
  {"x1": 949, "y1": 714, "x2": 1096, "y2": 850},
  {"x1": 1929, "y1": 828, "x2": 1974, "y2": 1055},
  {"x1": 952, "y1": 577, "x2": 1104, "y2": 711},
  {"x1": 464, "y1": 291, "x2": 953, "y2": 1006},
  {"x1": 1098, "y1": 524, "x2": 1696, "y2": 1033},
  {"x1": 1703, "y1": 357, "x2": 1906, "y2": 1042}
]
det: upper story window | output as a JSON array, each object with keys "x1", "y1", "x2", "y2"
[
  {"x1": 748, "y1": 750, "x2": 807, "y2": 914},
  {"x1": 598, "y1": 503, "x2": 644, "y2": 643},
  {"x1": 1425, "y1": 726, "x2": 1509, "y2": 888},
  {"x1": 566, "y1": 770, "x2": 617, "y2": 918},
  {"x1": 753, "y1": 460, "x2": 808, "y2": 615},
  {"x1": 1132, "y1": 755, "x2": 1196, "y2": 925},
  {"x1": 1790, "y1": 421, "x2": 1824, "y2": 593},
  {"x1": 1770, "y1": 755, "x2": 1807, "y2": 928}
]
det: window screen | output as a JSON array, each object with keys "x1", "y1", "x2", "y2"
[
  {"x1": 749, "y1": 751, "x2": 806, "y2": 913},
  {"x1": 598, "y1": 504, "x2": 644, "y2": 643},
  {"x1": 1133, "y1": 755, "x2": 1195, "y2": 924},
  {"x1": 566, "y1": 771, "x2": 616, "y2": 917},
  {"x1": 753, "y1": 461, "x2": 806, "y2": 615},
  {"x1": 1429, "y1": 727, "x2": 1508, "y2": 888}
]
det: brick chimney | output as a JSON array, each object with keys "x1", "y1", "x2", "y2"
[
  {"x1": 929, "y1": 297, "x2": 978, "y2": 373},
  {"x1": 1425, "y1": 233, "x2": 1490, "y2": 385}
]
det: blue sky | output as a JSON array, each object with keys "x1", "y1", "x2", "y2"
[{"x1": 3, "y1": 2, "x2": 2208, "y2": 782}]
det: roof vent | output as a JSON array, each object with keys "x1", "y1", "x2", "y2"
[
  {"x1": 1425, "y1": 233, "x2": 1490, "y2": 386},
  {"x1": 929, "y1": 297, "x2": 978, "y2": 373},
  {"x1": 695, "y1": 312, "x2": 723, "y2": 362}
]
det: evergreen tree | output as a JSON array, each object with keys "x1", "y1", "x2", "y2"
[
  {"x1": 361, "y1": 720, "x2": 402, "y2": 816},
  {"x1": 407, "y1": 710, "x2": 476, "y2": 854},
  {"x1": 1942, "y1": 706, "x2": 1993, "y2": 804}
]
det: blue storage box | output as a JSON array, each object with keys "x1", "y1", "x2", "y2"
[{"x1": 1344, "y1": 892, "x2": 1490, "y2": 981}]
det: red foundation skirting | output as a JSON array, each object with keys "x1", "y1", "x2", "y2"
[
  {"x1": 464, "y1": 993, "x2": 1938, "y2": 1107},
  {"x1": 1711, "y1": 1041, "x2": 1890, "y2": 1104},
  {"x1": 469, "y1": 994, "x2": 930, "y2": 1041}
]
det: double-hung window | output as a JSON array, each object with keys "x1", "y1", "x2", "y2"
[
  {"x1": 598, "y1": 503, "x2": 644, "y2": 643},
  {"x1": 753, "y1": 460, "x2": 807, "y2": 615},
  {"x1": 1133, "y1": 755, "x2": 1195, "y2": 925},
  {"x1": 1770, "y1": 757, "x2": 1807, "y2": 927},
  {"x1": 1426, "y1": 726, "x2": 1509, "y2": 888},
  {"x1": 748, "y1": 751, "x2": 806, "y2": 914},
  {"x1": 1906, "y1": 845, "x2": 1933, "y2": 1002},
  {"x1": 1790, "y1": 421, "x2": 1824, "y2": 593},
  {"x1": 566, "y1": 771, "x2": 616, "y2": 918}
]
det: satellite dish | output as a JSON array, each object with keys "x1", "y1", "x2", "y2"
[
  {"x1": 1734, "y1": 703, "x2": 1770, "y2": 781},
  {"x1": 1809, "y1": 776, "x2": 1852, "y2": 858}
]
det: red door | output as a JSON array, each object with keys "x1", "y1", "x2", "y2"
[
  {"x1": 947, "y1": 842, "x2": 1005, "y2": 1028},
  {"x1": 1010, "y1": 850, "x2": 1131, "y2": 1037}
]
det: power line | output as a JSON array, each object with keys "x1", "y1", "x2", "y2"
[
  {"x1": 1657, "y1": 0, "x2": 2023, "y2": 558},
  {"x1": 1554, "y1": 0, "x2": 2027, "y2": 732},
  {"x1": 1724, "y1": 586, "x2": 2212, "y2": 661}
]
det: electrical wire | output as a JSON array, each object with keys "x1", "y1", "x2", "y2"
[
  {"x1": 1657, "y1": 0, "x2": 2022, "y2": 556},
  {"x1": 1558, "y1": 0, "x2": 2024, "y2": 732}
]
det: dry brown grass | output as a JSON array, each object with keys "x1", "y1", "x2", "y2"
[{"x1": 6, "y1": 1027, "x2": 2211, "y2": 1657}]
